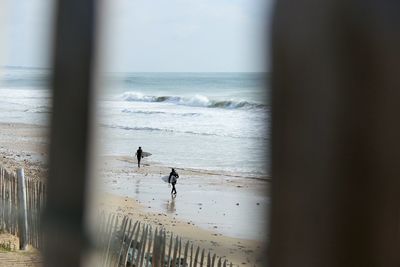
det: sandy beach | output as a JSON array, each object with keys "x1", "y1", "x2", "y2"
[{"x1": 0, "y1": 122, "x2": 269, "y2": 266}]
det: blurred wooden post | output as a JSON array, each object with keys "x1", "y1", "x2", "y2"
[
  {"x1": 17, "y1": 168, "x2": 28, "y2": 250},
  {"x1": 43, "y1": 0, "x2": 97, "y2": 266},
  {"x1": 269, "y1": 0, "x2": 400, "y2": 266}
]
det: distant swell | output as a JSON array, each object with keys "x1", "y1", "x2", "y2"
[
  {"x1": 101, "y1": 123, "x2": 267, "y2": 140},
  {"x1": 24, "y1": 106, "x2": 51, "y2": 114},
  {"x1": 120, "y1": 92, "x2": 266, "y2": 109},
  {"x1": 101, "y1": 124, "x2": 173, "y2": 133},
  {"x1": 121, "y1": 109, "x2": 166, "y2": 115},
  {"x1": 121, "y1": 109, "x2": 199, "y2": 117}
]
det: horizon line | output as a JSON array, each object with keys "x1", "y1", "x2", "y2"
[{"x1": 1, "y1": 65, "x2": 269, "y2": 74}]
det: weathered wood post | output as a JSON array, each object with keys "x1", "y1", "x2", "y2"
[{"x1": 17, "y1": 168, "x2": 28, "y2": 250}]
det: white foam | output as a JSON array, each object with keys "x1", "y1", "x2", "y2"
[{"x1": 119, "y1": 91, "x2": 265, "y2": 109}]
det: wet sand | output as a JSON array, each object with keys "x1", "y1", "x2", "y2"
[
  {"x1": 97, "y1": 155, "x2": 270, "y2": 241},
  {"x1": 0, "y1": 122, "x2": 269, "y2": 266}
]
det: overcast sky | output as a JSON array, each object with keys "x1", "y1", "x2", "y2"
[{"x1": 1, "y1": 0, "x2": 272, "y2": 72}]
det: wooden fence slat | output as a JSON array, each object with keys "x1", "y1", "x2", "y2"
[
  {"x1": 108, "y1": 215, "x2": 125, "y2": 266},
  {"x1": 159, "y1": 229, "x2": 165, "y2": 267},
  {"x1": 10, "y1": 174, "x2": 14, "y2": 235},
  {"x1": 40, "y1": 182, "x2": 45, "y2": 248},
  {"x1": 159, "y1": 228, "x2": 165, "y2": 267},
  {"x1": 4, "y1": 172, "x2": 10, "y2": 231},
  {"x1": 3, "y1": 169, "x2": 5, "y2": 230},
  {"x1": 193, "y1": 246, "x2": 200, "y2": 267},
  {"x1": 138, "y1": 225, "x2": 149, "y2": 267},
  {"x1": 160, "y1": 229, "x2": 167, "y2": 267},
  {"x1": 34, "y1": 181, "x2": 39, "y2": 247},
  {"x1": 183, "y1": 241, "x2": 189, "y2": 267},
  {"x1": 117, "y1": 218, "x2": 131, "y2": 266},
  {"x1": 146, "y1": 226, "x2": 153, "y2": 267},
  {"x1": 110, "y1": 215, "x2": 121, "y2": 266},
  {"x1": 103, "y1": 213, "x2": 113, "y2": 248},
  {"x1": 178, "y1": 239, "x2": 182, "y2": 267},
  {"x1": 190, "y1": 244, "x2": 194, "y2": 267},
  {"x1": 171, "y1": 236, "x2": 179, "y2": 267},
  {"x1": 100, "y1": 213, "x2": 112, "y2": 265},
  {"x1": 118, "y1": 216, "x2": 132, "y2": 264},
  {"x1": 152, "y1": 227, "x2": 160, "y2": 267},
  {"x1": 135, "y1": 224, "x2": 146, "y2": 267},
  {"x1": 26, "y1": 179, "x2": 30, "y2": 245},
  {"x1": 131, "y1": 222, "x2": 142, "y2": 267},
  {"x1": 211, "y1": 254, "x2": 216, "y2": 267},
  {"x1": 8, "y1": 172, "x2": 12, "y2": 233},
  {"x1": 31, "y1": 180, "x2": 34, "y2": 247},
  {"x1": 200, "y1": 248, "x2": 205, "y2": 267},
  {"x1": 123, "y1": 220, "x2": 139, "y2": 265},
  {"x1": 1, "y1": 168, "x2": 3, "y2": 228},
  {"x1": 167, "y1": 233, "x2": 173, "y2": 267},
  {"x1": 0, "y1": 168, "x2": 2, "y2": 228},
  {"x1": 3, "y1": 169, "x2": 6, "y2": 231},
  {"x1": 8, "y1": 172, "x2": 11, "y2": 234},
  {"x1": 4, "y1": 170, "x2": 7, "y2": 232},
  {"x1": 17, "y1": 168, "x2": 28, "y2": 250},
  {"x1": 9, "y1": 172, "x2": 12, "y2": 234},
  {"x1": 104, "y1": 214, "x2": 117, "y2": 266},
  {"x1": 10, "y1": 174, "x2": 13, "y2": 235}
]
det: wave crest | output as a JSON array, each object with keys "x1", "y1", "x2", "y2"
[{"x1": 120, "y1": 92, "x2": 266, "y2": 109}]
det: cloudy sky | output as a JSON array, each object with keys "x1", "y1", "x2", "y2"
[{"x1": 1, "y1": 0, "x2": 272, "y2": 72}]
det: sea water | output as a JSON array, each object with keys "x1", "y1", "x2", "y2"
[{"x1": 0, "y1": 67, "x2": 270, "y2": 176}]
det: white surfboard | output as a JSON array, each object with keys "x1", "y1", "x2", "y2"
[
  {"x1": 161, "y1": 175, "x2": 169, "y2": 183},
  {"x1": 161, "y1": 175, "x2": 179, "y2": 183},
  {"x1": 142, "y1": 152, "x2": 152, "y2": 158}
]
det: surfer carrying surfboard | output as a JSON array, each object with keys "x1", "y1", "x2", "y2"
[
  {"x1": 168, "y1": 168, "x2": 179, "y2": 195},
  {"x1": 135, "y1": 146, "x2": 143, "y2": 168}
]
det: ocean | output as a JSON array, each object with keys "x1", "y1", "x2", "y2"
[{"x1": 0, "y1": 67, "x2": 270, "y2": 176}]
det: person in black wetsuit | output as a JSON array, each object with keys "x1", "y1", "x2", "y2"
[
  {"x1": 135, "y1": 146, "x2": 143, "y2": 168},
  {"x1": 168, "y1": 168, "x2": 179, "y2": 195}
]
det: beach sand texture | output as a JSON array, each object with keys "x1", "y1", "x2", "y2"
[{"x1": 0, "y1": 123, "x2": 269, "y2": 266}]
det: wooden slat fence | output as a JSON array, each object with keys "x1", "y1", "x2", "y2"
[
  {"x1": 0, "y1": 166, "x2": 46, "y2": 249},
  {"x1": 0, "y1": 167, "x2": 18, "y2": 236},
  {"x1": 97, "y1": 213, "x2": 234, "y2": 267}
]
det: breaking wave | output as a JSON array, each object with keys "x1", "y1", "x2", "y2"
[{"x1": 120, "y1": 92, "x2": 266, "y2": 109}]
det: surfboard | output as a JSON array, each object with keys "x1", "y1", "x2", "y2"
[
  {"x1": 161, "y1": 175, "x2": 170, "y2": 183},
  {"x1": 142, "y1": 152, "x2": 152, "y2": 158},
  {"x1": 161, "y1": 175, "x2": 179, "y2": 183}
]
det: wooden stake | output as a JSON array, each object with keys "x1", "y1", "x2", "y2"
[{"x1": 17, "y1": 168, "x2": 28, "y2": 250}]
